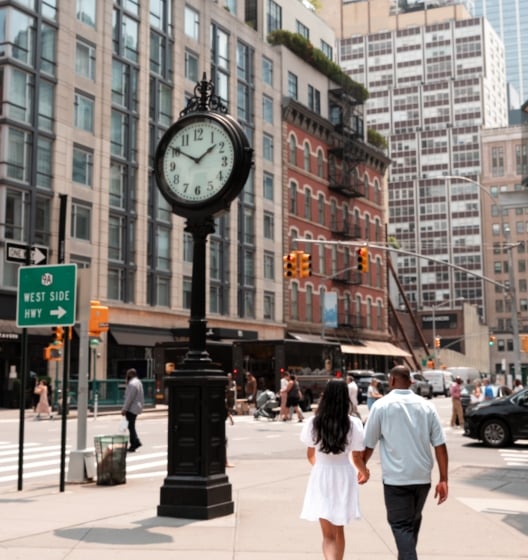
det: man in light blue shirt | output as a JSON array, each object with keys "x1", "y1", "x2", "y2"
[{"x1": 363, "y1": 365, "x2": 448, "y2": 560}]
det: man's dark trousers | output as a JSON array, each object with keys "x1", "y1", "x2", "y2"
[
  {"x1": 125, "y1": 411, "x2": 141, "y2": 449},
  {"x1": 383, "y1": 483, "x2": 431, "y2": 560}
]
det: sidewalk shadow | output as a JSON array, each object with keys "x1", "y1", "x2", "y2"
[{"x1": 55, "y1": 516, "x2": 195, "y2": 546}]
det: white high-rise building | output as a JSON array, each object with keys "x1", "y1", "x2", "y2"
[{"x1": 322, "y1": 0, "x2": 508, "y2": 318}]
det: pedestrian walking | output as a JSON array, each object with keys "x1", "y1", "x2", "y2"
[
  {"x1": 363, "y1": 365, "x2": 448, "y2": 560},
  {"x1": 300, "y1": 379, "x2": 369, "y2": 560},
  {"x1": 121, "y1": 368, "x2": 144, "y2": 452},
  {"x1": 34, "y1": 379, "x2": 53, "y2": 420}
]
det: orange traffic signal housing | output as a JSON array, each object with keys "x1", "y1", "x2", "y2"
[{"x1": 89, "y1": 300, "x2": 109, "y2": 336}]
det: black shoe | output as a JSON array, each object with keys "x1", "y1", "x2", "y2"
[
  {"x1": 135, "y1": 442, "x2": 142, "y2": 450},
  {"x1": 127, "y1": 446, "x2": 136, "y2": 452}
]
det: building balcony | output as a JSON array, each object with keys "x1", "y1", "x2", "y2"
[{"x1": 330, "y1": 219, "x2": 361, "y2": 239}]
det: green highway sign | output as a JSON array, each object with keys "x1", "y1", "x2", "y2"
[{"x1": 16, "y1": 264, "x2": 77, "y2": 327}]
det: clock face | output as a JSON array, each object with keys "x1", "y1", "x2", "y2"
[{"x1": 160, "y1": 119, "x2": 236, "y2": 204}]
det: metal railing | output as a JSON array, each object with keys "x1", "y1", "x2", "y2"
[{"x1": 54, "y1": 378, "x2": 156, "y2": 410}]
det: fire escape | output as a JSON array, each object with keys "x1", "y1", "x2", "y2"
[{"x1": 328, "y1": 88, "x2": 365, "y2": 291}]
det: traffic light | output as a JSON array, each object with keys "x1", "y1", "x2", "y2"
[
  {"x1": 52, "y1": 326, "x2": 64, "y2": 344},
  {"x1": 299, "y1": 252, "x2": 312, "y2": 278},
  {"x1": 89, "y1": 300, "x2": 109, "y2": 337},
  {"x1": 44, "y1": 344, "x2": 62, "y2": 361},
  {"x1": 489, "y1": 335, "x2": 496, "y2": 347},
  {"x1": 434, "y1": 336, "x2": 441, "y2": 349},
  {"x1": 356, "y1": 246, "x2": 369, "y2": 273},
  {"x1": 283, "y1": 252, "x2": 297, "y2": 278}
]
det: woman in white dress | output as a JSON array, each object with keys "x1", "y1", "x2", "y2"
[{"x1": 300, "y1": 379, "x2": 369, "y2": 560}]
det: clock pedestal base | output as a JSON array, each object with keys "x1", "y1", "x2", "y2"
[{"x1": 157, "y1": 371, "x2": 233, "y2": 520}]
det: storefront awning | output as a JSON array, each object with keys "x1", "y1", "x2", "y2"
[
  {"x1": 110, "y1": 326, "x2": 174, "y2": 347},
  {"x1": 288, "y1": 332, "x2": 329, "y2": 343},
  {"x1": 341, "y1": 341, "x2": 411, "y2": 358},
  {"x1": 0, "y1": 319, "x2": 51, "y2": 338}
]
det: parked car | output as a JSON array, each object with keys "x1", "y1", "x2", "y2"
[
  {"x1": 356, "y1": 373, "x2": 390, "y2": 404},
  {"x1": 409, "y1": 372, "x2": 433, "y2": 399},
  {"x1": 463, "y1": 388, "x2": 528, "y2": 447}
]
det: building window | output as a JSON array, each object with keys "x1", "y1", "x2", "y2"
[
  {"x1": 289, "y1": 135, "x2": 297, "y2": 165},
  {"x1": 211, "y1": 24, "x2": 230, "y2": 103},
  {"x1": 267, "y1": 0, "x2": 282, "y2": 33},
  {"x1": 308, "y1": 85, "x2": 321, "y2": 114},
  {"x1": 72, "y1": 146, "x2": 93, "y2": 186},
  {"x1": 108, "y1": 215, "x2": 125, "y2": 262},
  {"x1": 183, "y1": 232, "x2": 193, "y2": 262},
  {"x1": 516, "y1": 144, "x2": 528, "y2": 175},
  {"x1": 183, "y1": 277, "x2": 192, "y2": 309},
  {"x1": 491, "y1": 146, "x2": 504, "y2": 177},
  {"x1": 262, "y1": 56, "x2": 273, "y2": 86},
  {"x1": 263, "y1": 212, "x2": 274, "y2": 240},
  {"x1": 287, "y1": 71, "x2": 298, "y2": 99},
  {"x1": 306, "y1": 285, "x2": 313, "y2": 322},
  {"x1": 6, "y1": 127, "x2": 30, "y2": 183},
  {"x1": 71, "y1": 202, "x2": 91, "y2": 241},
  {"x1": 113, "y1": 11, "x2": 139, "y2": 63},
  {"x1": 185, "y1": 49, "x2": 199, "y2": 82},
  {"x1": 264, "y1": 252, "x2": 274, "y2": 280},
  {"x1": 74, "y1": 92, "x2": 94, "y2": 132},
  {"x1": 264, "y1": 292, "x2": 275, "y2": 320},
  {"x1": 303, "y1": 142, "x2": 311, "y2": 172},
  {"x1": 184, "y1": 5, "x2": 199, "y2": 40},
  {"x1": 263, "y1": 95, "x2": 273, "y2": 124},
  {"x1": 76, "y1": 0, "x2": 96, "y2": 27},
  {"x1": 304, "y1": 188, "x2": 312, "y2": 220},
  {"x1": 320, "y1": 39, "x2": 333, "y2": 60},
  {"x1": 76, "y1": 39, "x2": 96, "y2": 80},
  {"x1": 317, "y1": 150, "x2": 324, "y2": 178},
  {"x1": 263, "y1": 172, "x2": 274, "y2": 201},
  {"x1": 296, "y1": 20, "x2": 309, "y2": 40},
  {"x1": 37, "y1": 137, "x2": 53, "y2": 190},
  {"x1": 319, "y1": 242, "x2": 325, "y2": 275},
  {"x1": 318, "y1": 194, "x2": 325, "y2": 225},
  {"x1": 289, "y1": 182, "x2": 297, "y2": 214},
  {"x1": 39, "y1": 80, "x2": 54, "y2": 132},
  {"x1": 291, "y1": 282, "x2": 298, "y2": 320},
  {"x1": 263, "y1": 133, "x2": 273, "y2": 161}
]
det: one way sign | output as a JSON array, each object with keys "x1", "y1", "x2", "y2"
[{"x1": 6, "y1": 242, "x2": 48, "y2": 265}]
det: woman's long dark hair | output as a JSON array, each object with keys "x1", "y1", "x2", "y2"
[{"x1": 312, "y1": 379, "x2": 351, "y2": 454}]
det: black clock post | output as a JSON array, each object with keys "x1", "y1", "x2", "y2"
[{"x1": 154, "y1": 75, "x2": 252, "y2": 520}]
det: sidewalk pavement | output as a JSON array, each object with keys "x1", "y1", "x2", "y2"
[{"x1": 1, "y1": 406, "x2": 527, "y2": 559}]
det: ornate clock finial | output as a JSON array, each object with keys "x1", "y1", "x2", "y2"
[{"x1": 180, "y1": 72, "x2": 228, "y2": 116}]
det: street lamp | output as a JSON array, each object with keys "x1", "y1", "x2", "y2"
[
  {"x1": 431, "y1": 174, "x2": 522, "y2": 382},
  {"x1": 430, "y1": 298, "x2": 464, "y2": 368}
]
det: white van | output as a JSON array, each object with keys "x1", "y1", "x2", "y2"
[
  {"x1": 423, "y1": 370, "x2": 453, "y2": 397},
  {"x1": 446, "y1": 367, "x2": 480, "y2": 384}
]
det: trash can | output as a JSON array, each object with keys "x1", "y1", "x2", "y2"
[{"x1": 94, "y1": 435, "x2": 128, "y2": 485}]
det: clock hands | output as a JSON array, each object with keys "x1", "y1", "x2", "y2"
[
  {"x1": 195, "y1": 144, "x2": 217, "y2": 163},
  {"x1": 174, "y1": 148, "x2": 200, "y2": 163},
  {"x1": 174, "y1": 144, "x2": 217, "y2": 164}
]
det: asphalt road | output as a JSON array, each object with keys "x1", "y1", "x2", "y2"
[{"x1": 1, "y1": 396, "x2": 527, "y2": 493}]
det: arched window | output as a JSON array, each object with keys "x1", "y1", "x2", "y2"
[
  {"x1": 355, "y1": 295, "x2": 362, "y2": 324},
  {"x1": 289, "y1": 135, "x2": 296, "y2": 165},
  {"x1": 303, "y1": 142, "x2": 310, "y2": 172},
  {"x1": 366, "y1": 298, "x2": 372, "y2": 329},
  {"x1": 317, "y1": 149, "x2": 324, "y2": 178},
  {"x1": 289, "y1": 181, "x2": 297, "y2": 214},
  {"x1": 374, "y1": 178, "x2": 381, "y2": 205},
  {"x1": 363, "y1": 173, "x2": 370, "y2": 198},
  {"x1": 304, "y1": 187, "x2": 312, "y2": 220},
  {"x1": 377, "y1": 300, "x2": 383, "y2": 330}
]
